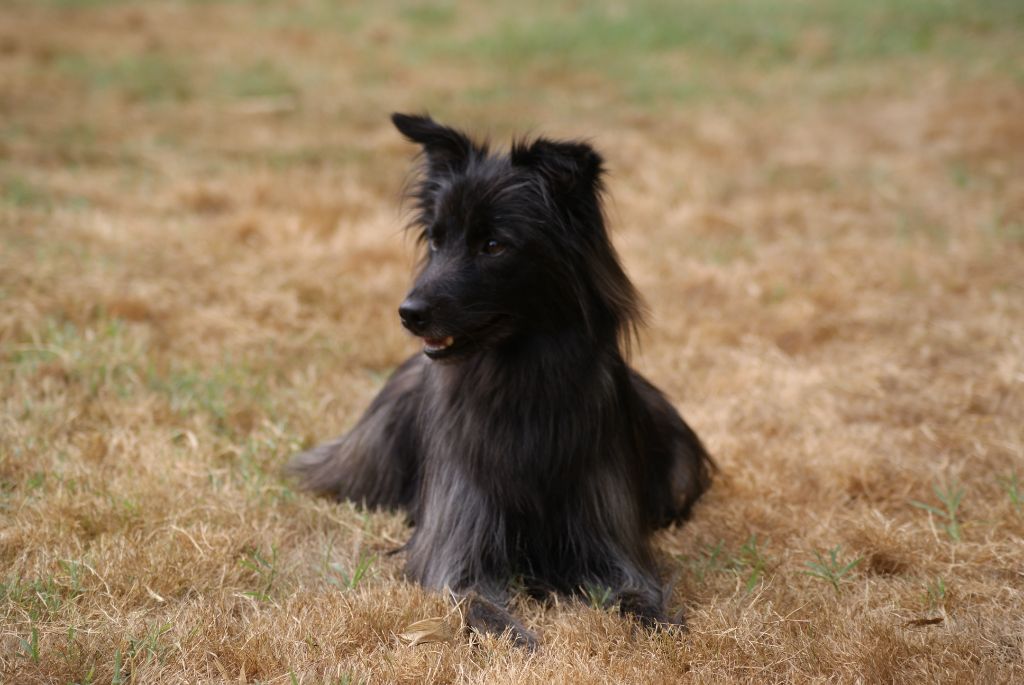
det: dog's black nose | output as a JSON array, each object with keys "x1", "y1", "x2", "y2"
[{"x1": 399, "y1": 298, "x2": 431, "y2": 335}]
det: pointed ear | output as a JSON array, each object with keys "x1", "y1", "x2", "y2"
[
  {"x1": 510, "y1": 138, "x2": 604, "y2": 196},
  {"x1": 391, "y1": 112, "x2": 479, "y2": 174}
]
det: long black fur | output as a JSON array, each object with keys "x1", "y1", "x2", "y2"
[{"x1": 288, "y1": 114, "x2": 713, "y2": 646}]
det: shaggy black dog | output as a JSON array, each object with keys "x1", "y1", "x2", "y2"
[{"x1": 289, "y1": 113, "x2": 712, "y2": 647}]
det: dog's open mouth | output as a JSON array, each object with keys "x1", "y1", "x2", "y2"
[{"x1": 422, "y1": 335, "x2": 455, "y2": 358}]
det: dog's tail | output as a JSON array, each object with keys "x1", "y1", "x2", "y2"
[
  {"x1": 285, "y1": 426, "x2": 415, "y2": 512},
  {"x1": 285, "y1": 437, "x2": 352, "y2": 494},
  {"x1": 284, "y1": 355, "x2": 425, "y2": 512}
]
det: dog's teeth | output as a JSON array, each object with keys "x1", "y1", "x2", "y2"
[{"x1": 423, "y1": 336, "x2": 455, "y2": 353}]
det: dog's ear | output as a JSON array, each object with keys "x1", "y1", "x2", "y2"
[
  {"x1": 510, "y1": 138, "x2": 604, "y2": 197},
  {"x1": 392, "y1": 113, "x2": 477, "y2": 175}
]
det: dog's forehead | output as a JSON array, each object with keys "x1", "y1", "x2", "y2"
[{"x1": 433, "y1": 166, "x2": 534, "y2": 233}]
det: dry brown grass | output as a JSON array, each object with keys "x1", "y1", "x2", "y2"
[{"x1": 2, "y1": 1, "x2": 1023, "y2": 683}]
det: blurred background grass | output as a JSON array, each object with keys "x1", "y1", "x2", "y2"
[
  {"x1": 2, "y1": 0, "x2": 1021, "y2": 503},
  {"x1": 2, "y1": 2, "x2": 1023, "y2": 682},
  {"x1": 2, "y1": 0, "x2": 1022, "y2": 524},
  {"x1": 6, "y1": 1, "x2": 1024, "y2": 140},
  {"x1": 4, "y1": 0, "x2": 1021, "y2": 231}
]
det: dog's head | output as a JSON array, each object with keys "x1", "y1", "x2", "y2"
[{"x1": 392, "y1": 113, "x2": 642, "y2": 361}]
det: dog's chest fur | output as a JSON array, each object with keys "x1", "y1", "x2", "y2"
[{"x1": 405, "y1": 345, "x2": 641, "y2": 589}]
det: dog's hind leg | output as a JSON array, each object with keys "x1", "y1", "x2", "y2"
[
  {"x1": 629, "y1": 370, "x2": 714, "y2": 527},
  {"x1": 286, "y1": 354, "x2": 425, "y2": 513}
]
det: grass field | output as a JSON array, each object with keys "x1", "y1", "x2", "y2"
[{"x1": 2, "y1": 0, "x2": 1023, "y2": 682}]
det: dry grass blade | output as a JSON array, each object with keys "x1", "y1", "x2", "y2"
[{"x1": 398, "y1": 616, "x2": 457, "y2": 647}]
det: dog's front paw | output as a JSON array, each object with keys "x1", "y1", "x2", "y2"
[
  {"x1": 617, "y1": 594, "x2": 688, "y2": 634},
  {"x1": 464, "y1": 592, "x2": 539, "y2": 650}
]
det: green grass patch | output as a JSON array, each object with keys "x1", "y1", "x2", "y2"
[
  {"x1": 459, "y1": 0, "x2": 1024, "y2": 67},
  {"x1": 896, "y1": 209, "x2": 950, "y2": 247},
  {"x1": 19, "y1": 625, "x2": 40, "y2": 664},
  {"x1": 239, "y1": 545, "x2": 280, "y2": 601},
  {"x1": 924, "y1": 576, "x2": 947, "y2": 611},
  {"x1": 324, "y1": 552, "x2": 377, "y2": 591},
  {"x1": 2, "y1": 176, "x2": 52, "y2": 209},
  {"x1": 2, "y1": 570, "x2": 82, "y2": 619},
  {"x1": 803, "y1": 545, "x2": 863, "y2": 593},
  {"x1": 911, "y1": 481, "x2": 965, "y2": 541},
  {"x1": 985, "y1": 216, "x2": 1024, "y2": 244},
  {"x1": 686, "y1": 534, "x2": 771, "y2": 591},
  {"x1": 4, "y1": 318, "x2": 275, "y2": 435},
  {"x1": 583, "y1": 583, "x2": 615, "y2": 609},
  {"x1": 217, "y1": 61, "x2": 296, "y2": 99},
  {"x1": 407, "y1": 0, "x2": 1024, "y2": 106},
  {"x1": 261, "y1": 1, "x2": 367, "y2": 31},
  {"x1": 227, "y1": 145, "x2": 372, "y2": 170},
  {"x1": 57, "y1": 53, "x2": 193, "y2": 103},
  {"x1": 44, "y1": 0, "x2": 129, "y2": 7},
  {"x1": 400, "y1": 3, "x2": 456, "y2": 27},
  {"x1": 999, "y1": 472, "x2": 1023, "y2": 514},
  {"x1": 148, "y1": 364, "x2": 267, "y2": 434}
]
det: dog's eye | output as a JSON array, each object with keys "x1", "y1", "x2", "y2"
[
  {"x1": 481, "y1": 239, "x2": 506, "y2": 256},
  {"x1": 428, "y1": 236, "x2": 440, "y2": 252}
]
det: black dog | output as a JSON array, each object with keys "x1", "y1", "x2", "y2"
[{"x1": 289, "y1": 114, "x2": 712, "y2": 646}]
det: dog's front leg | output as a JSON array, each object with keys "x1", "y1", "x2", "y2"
[
  {"x1": 616, "y1": 586, "x2": 686, "y2": 630},
  {"x1": 579, "y1": 467, "x2": 683, "y2": 631},
  {"x1": 405, "y1": 465, "x2": 539, "y2": 648},
  {"x1": 586, "y1": 558, "x2": 676, "y2": 630}
]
